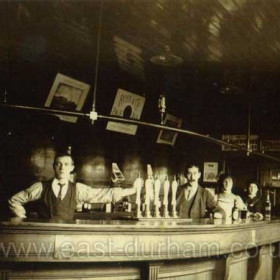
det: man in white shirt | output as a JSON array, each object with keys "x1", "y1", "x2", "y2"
[
  {"x1": 9, "y1": 153, "x2": 139, "y2": 219},
  {"x1": 176, "y1": 163, "x2": 218, "y2": 218}
]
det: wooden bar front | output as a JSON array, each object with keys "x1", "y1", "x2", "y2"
[{"x1": 0, "y1": 218, "x2": 280, "y2": 280}]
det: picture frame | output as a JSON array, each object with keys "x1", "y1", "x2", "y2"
[
  {"x1": 106, "y1": 88, "x2": 145, "y2": 135},
  {"x1": 203, "y1": 162, "x2": 218, "y2": 183},
  {"x1": 156, "y1": 114, "x2": 182, "y2": 146},
  {"x1": 271, "y1": 169, "x2": 280, "y2": 187},
  {"x1": 221, "y1": 134, "x2": 259, "y2": 151},
  {"x1": 45, "y1": 73, "x2": 90, "y2": 123}
]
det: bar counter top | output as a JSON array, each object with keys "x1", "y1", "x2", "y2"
[{"x1": 0, "y1": 216, "x2": 278, "y2": 231}]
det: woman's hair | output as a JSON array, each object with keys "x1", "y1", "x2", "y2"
[
  {"x1": 217, "y1": 173, "x2": 235, "y2": 193},
  {"x1": 247, "y1": 180, "x2": 259, "y2": 188},
  {"x1": 246, "y1": 181, "x2": 259, "y2": 193}
]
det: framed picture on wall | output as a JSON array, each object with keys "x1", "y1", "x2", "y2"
[
  {"x1": 271, "y1": 169, "x2": 280, "y2": 187},
  {"x1": 45, "y1": 73, "x2": 90, "y2": 123},
  {"x1": 106, "y1": 88, "x2": 145, "y2": 135},
  {"x1": 156, "y1": 114, "x2": 183, "y2": 146},
  {"x1": 203, "y1": 162, "x2": 218, "y2": 183}
]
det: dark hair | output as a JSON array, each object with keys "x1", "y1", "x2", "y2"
[
  {"x1": 53, "y1": 152, "x2": 74, "y2": 165},
  {"x1": 217, "y1": 173, "x2": 235, "y2": 193},
  {"x1": 184, "y1": 163, "x2": 200, "y2": 177},
  {"x1": 246, "y1": 181, "x2": 259, "y2": 193},
  {"x1": 247, "y1": 180, "x2": 259, "y2": 188},
  {"x1": 185, "y1": 162, "x2": 200, "y2": 170}
]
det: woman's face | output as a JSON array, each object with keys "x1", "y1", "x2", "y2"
[
  {"x1": 248, "y1": 183, "x2": 258, "y2": 197},
  {"x1": 223, "y1": 177, "x2": 233, "y2": 192}
]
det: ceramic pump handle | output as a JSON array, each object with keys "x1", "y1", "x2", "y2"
[
  {"x1": 163, "y1": 178, "x2": 170, "y2": 205},
  {"x1": 134, "y1": 178, "x2": 143, "y2": 205},
  {"x1": 171, "y1": 178, "x2": 178, "y2": 205},
  {"x1": 154, "y1": 178, "x2": 161, "y2": 205}
]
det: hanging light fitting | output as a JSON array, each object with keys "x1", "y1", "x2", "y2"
[{"x1": 150, "y1": 45, "x2": 183, "y2": 67}]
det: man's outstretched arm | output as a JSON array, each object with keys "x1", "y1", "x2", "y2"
[{"x1": 8, "y1": 182, "x2": 43, "y2": 218}]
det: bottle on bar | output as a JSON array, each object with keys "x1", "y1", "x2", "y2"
[
  {"x1": 265, "y1": 191, "x2": 271, "y2": 220},
  {"x1": 123, "y1": 196, "x2": 132, "y2": 212},
  {"x1": 232, "y1": 199, "x2": 240, "y2": 221}
]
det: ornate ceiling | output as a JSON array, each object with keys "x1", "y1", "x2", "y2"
[{"x1": 1, "y1": 0, "x2": 280, "y2": 136}]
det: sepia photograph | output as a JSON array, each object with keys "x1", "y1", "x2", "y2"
[
  {"x1": 0, "y1": 1, "x2": 280, "y2": 279},
  {"x1": 45, "y1": 73, "x2": 90, "y2": 122}
]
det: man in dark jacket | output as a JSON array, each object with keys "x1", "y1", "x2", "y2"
[{"x1": 177, "y1": 163, "x2": 218, "y2": 218}]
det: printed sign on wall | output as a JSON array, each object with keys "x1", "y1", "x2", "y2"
[
  {"x1": 106, "y1": 88, "x2": 145, "y2": 135},
  {"x1": 260, "y1": 140, "x2": 280, "y2": 152},
  {"x1": 203, "y1": 162, "x2": 218, "y2": 183},
  {"x1": 221, "y1": 135, "x2": 259, "y2": 151}
]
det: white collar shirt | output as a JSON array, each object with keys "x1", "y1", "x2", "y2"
[
  {"x1": 52, "y1": 178, "x2": 69, "y2": 200},
  {"x1": 184, "y1": 185, "x2": 198, "y2": 201}
]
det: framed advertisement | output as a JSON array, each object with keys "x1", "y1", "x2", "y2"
[
  {"x1": 221, "y1": 134, "x2": 259, "y2": 151},
  {"x1": 203, "y1": 162, "x2": 218, "y2": 183},
  {"x1": 260, "y1": 140, "x2": 280, "y2": 152},
  {"x1": 156, "y1": 114, "x2": 182, "y2": 146},
  {"x1": 106, "y1": 88, "x2": 145, "y2": 135},
  {"x1": 45, "y1": 73, "x2": 90, "y2": 123},
  {"x1": 271, "y1": 169, "x2": 280, "y2": 187}
]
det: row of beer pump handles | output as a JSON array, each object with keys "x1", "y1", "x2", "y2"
[{"x1": 133, "y1": 164, "x2": 179, "y2": 219}]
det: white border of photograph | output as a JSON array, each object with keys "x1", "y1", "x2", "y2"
[{"x1": 45, "y1": 73, "x2": 90, "y2": 123}]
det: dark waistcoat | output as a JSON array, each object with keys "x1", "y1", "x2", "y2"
[
  {"x1": 38, "y1": 180, "x2": 77, "y2": 219},
  {"x1": 177, "y1": 185, "x2": 207, "y2": 219}
]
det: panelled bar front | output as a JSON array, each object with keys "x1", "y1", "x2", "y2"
[{"x1": 0, "y1": 218, "x2": 280, "y2": 280}]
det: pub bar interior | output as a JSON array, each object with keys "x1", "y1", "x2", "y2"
[{"x1": 1, "y1": 1, "x2": 280, "y2": 279}]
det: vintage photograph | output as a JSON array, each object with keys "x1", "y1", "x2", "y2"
[
  {"x1": 203, "y1": 162, "x2": 219, "y2": 183},
  {"x1": 1, "y1": 1, "x2": 280, "y2": 280},
  {"x1": 45, "y1": 73, "x2": 90, "y2": 122},
  {"x1": 156, "y1": 113, "x2": 183, "y2": 146},
  {"x1": 106, "y1": 88, "x2": 145, "y2": 135}
]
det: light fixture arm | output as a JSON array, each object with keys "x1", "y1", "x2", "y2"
[
  {"x1": 3, "y1": 103, "x2": 280, "y2": 163},
  {"x1": 246, "y1": 102, "x2": 251, "y2": 156},
  {"x1": 91, "y1": 0, "x2": 104, "y2": 120}
]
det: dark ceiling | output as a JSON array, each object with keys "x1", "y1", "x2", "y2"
[{"x1": 1, "y1": 0, "x2": 280, "y2": 137}]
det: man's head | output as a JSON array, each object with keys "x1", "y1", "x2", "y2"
[
  {"x1": 53, "y1": 153, "x2": 75, "y2": 182},
  {"x1": 185, "y1": 163, "x2": 201, "y2": 187}
]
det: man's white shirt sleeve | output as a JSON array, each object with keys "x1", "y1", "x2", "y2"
[
  {"x1": 76, "y1": 183, "x2": 127, "y2": 204},
  {"x1": 9, "y1": 182, "x2": 136, "y2": 218},
  {"x1": 8, "y1": 182, "x2": 43, "y2": 218}
]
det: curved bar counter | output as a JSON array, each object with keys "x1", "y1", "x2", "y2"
[{"x1": 0, "y1": 218, "x2": 280, "y2": 280}]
